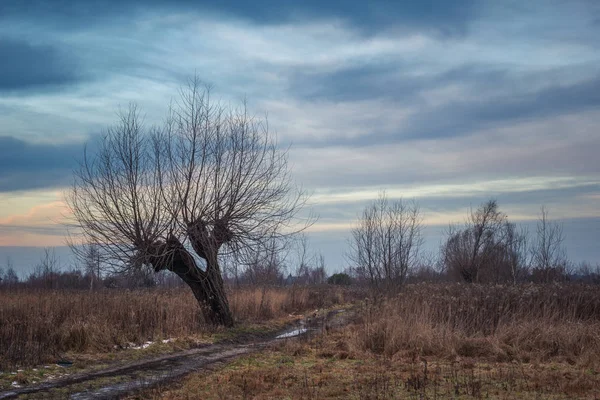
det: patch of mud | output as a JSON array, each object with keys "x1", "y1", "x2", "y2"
[{"x1": 69, "y1": 345, "x2": 259, "y2": 400}]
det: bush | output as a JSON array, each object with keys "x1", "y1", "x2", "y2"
[{"x1": 327, "y1": 273, "x2": 353, "y2": 286}]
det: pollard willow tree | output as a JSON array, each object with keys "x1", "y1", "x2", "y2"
[{"x1": 67, "y1": 78, "x2": 308, "y2": 327}]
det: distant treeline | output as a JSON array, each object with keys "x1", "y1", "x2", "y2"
[{"x1": 1, "y1": 198, "x2": 599, "y2": 291}]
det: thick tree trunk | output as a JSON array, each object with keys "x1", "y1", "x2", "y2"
[
  {"x1": 176, "y1": 267, "x2": 234, "y2": 327},
  {"x1": 150, "y1": 239, "x2": 234, "y2": 327}
]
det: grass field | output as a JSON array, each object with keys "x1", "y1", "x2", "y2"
[
  {"x1": 2, "y1": 283, "x2": 600, "y2": 398},
  {"x1": 0, "y1": 285, "x2": 351, "y2": 370},
  {"x1": 132, "y1": 283, "x2": 600, "y2": 399}
]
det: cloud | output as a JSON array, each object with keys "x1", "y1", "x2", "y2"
[
  {"x1": 401, "y1": 74, "x2": 600, "y2": 141},
  {"x1": 0, "y1": 136, "x2": 87, "y2": 192},
  {"x1": 205, "y1": 0, "x2": 478, "y2": 36},
  {"x1": 285, "y1": 62, "x2": 600, "y2": 144},
  {"x1": 0, "y1": 0, "x2": 598, "y2": 265},
  {"x1": 0, "y1": 200, "x2": 69, "y2": 246},
  {"x1": 285, "y1": 107, "x2": 600, "y2": 191},
  {"x1": 0, "y1": 0, "x2": 479, "y2": 36},
  {"x1": 0, "y1": 38, "x2": 83, "y2": 92},
  {"x1": 0, "y1": 200, "x2": 68, "y2": 225}
]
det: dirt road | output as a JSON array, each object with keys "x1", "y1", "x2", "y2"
[{"x1": 0, "y1": 309, "x2": 349, "y2": 399}]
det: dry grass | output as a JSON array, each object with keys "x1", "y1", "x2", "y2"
[
  {"x1": 0, "y1": 285, "x2": 351, "y2": 370},
  {"x1": 228, "y1": 285, "x2": 348, "y2": 321},
  {"x1": 354, "y1": 283, "x2": 600, "y2": 366},
  {"x1": 137, "y1": 283, "x2": 600, "y2": 399},
  {"x1": 139, "y1": 331, "x2": 600, "y2": 399}
]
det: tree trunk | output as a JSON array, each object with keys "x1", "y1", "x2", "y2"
[
  {"x1": 151, "y1": 240, "x2": 234, "y2": 327},
  {"x1": 177, "y1": 267, "x2": 234, "y2": 327}
]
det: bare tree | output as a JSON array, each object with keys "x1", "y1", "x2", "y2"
[
  {"x1": 67, "y1": 78, "x2": 310, "y2": 326},
  {"x1": 242, "y1": 236, "x2": 287, "y2": 285},
  {"x1": 294, "y1": 233, "x2": 312, "y2": 280},
  {"x1": 3, "y1": 268, "x2": 19, "y2": 286},
  {"x1": 530, "y1": 206, "x2": 567, "y2": 282},
  {"x1": 348, "y1": 192, "x2": 422, "y2": 290},
  {"x1": 2, "y1": 258, "x2": 19, "y2": 287},
  {"x1": 310, "y1": 254, "x2": 327, "y2": 285},
  {"x1": 82, "y1": 243, "x2": 102, "y2": 290},
  {"x1": 502, "y1": 222, "x2": 529, "y2": 284},
  {"x1": 443, "y1": 200, "x2": 508, "y2": 283},
  {"x1": 37, "y1": 248, "x2": 60, "y2": 289},
  {"x1": 0, "y1": 258, "x2": 6, "y2": 285},
  {"x1": 291, "y1": 233, "x2": 323, "y2": 285}
]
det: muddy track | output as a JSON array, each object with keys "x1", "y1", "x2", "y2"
[{"x1": 0, "y1": 309, "x2": 350, "y2": 400}]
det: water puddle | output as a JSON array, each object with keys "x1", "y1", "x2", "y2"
[
  {"x1": 275, "y1": 328, "x2": 307, "y2": 339},
  {"x1": 56, "y1": 360, "x2": 73, "y2": 368}
]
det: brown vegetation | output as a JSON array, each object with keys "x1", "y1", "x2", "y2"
[
  {"x1": 138, "y1": 283, "x2": 600, "y2": 399},
  {"x1": 0, "y1": 286, "x2": 350, "y2": 370},
  {"x1": 4, "y1": 283, "x2": 600, "y2": 398},
  {"x1": 354, "y1": 283, "x2": 600, "y2": 365}
]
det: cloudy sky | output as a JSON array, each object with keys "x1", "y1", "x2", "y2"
[{"x1": 1, "y1": 0, "x2": 599, "y2": 274}]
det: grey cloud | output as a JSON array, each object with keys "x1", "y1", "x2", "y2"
[
  {"x1": 288, "y1": 63, "x2": 425, "y2": 104},
  {"x1": 291, "y1": 138, "x2": 600, "y2": 196},
  {"x1": 0, "y1": 224, "x2": 67, "y2": 236},
  {"x1": 308, "y1": 184, "x2": 600, "y2": 219},
  {"x1": 403, "y1": 74, "x2": 600, "y2": 141},
  {"x1": 0, "y1": 0, "x2": 479, "y2": 36},
  {"x1": 290, "y1": 67, "x2": 600, "y2": 148},
  {"x1": 0, "y1": 136, "x2": 87, "y2": 192},
  {"x1": 0, "y1": 38, "x2": 83, "y2": 92},
  {"x1": 288, "y1": 63, "x2": 513, "y2": 105}
]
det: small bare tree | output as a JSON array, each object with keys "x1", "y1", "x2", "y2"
[
  {"x1": 37, "y1": 248, "x2": 60, "y2": 289},
  {"x1": 242, "y1": 236, "x2": 287, "y2": 285},
  {"x1": 2, "y1": 258, "x2": 19, "y2": 287},
  {"x1": 82, "y1": 243, "x2": 102, "y2": 290},
  {"x1": 310, "y1": 254, "x2": 327, "y2": 285},
  {"x1": 530, "y1": 206, "x2": 567, "y2": 282},
  {"x1": 443, "y1": 200, "x2": 533, "y2": 284},
  {"x1": 291, "y1": 233, "x2": 324, "y2": 285},
  {"x1": 348, "y1": 192, "x2": 422, "y2": 290},
  {"x1": 294, "y1": 233, "x2": 312, "y2": 280},
  {"x1": 502, "y1": 222, "x2": 529, "y2": 284},
  {"x1": 3, "y1": 266, "x2": 19, "y2": 287},
  {"x1": 0, "y1": 258, "x2": 6, "y2": 285},
  {"x1": 443, "y1": 200, "x2": 509, "y2": 283},
  {"x1": 67, "y1": 77, "x2": 309, "y2": 326}
]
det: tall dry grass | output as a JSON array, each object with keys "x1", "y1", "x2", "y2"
[
  {"x1": 0, "y1": 285, "x2": 350, "y2": 369},
  {"x1": 353, "y1": 283, "x2": 600, "y2": 366}
]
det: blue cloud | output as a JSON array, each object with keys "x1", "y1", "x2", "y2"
[
  {"x1": 402, "y1": 73, "x2": 600, "y2": 141},
  {"x1": 290, "y1": 65, "x2": 600, "y2": 146},
  {"x1": 288, "y1": 63, "x2": 424, "y2": 104},
  {"x1": 288, "y1": 63, "x2": 516, "y2": 105},
  {"x1": 0, "y1": 38, "x2": 82, "y2": 92},
  {"x1": 0, "y1": 136, "x2": 87, "y2": 192},
  {"x1": 0, "y1": 0, "x2": 478, "y2": 36}
]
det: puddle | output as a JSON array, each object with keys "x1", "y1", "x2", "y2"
[
  {"x1": 275, "y1": 328, "x2": 307, "y2": 339},
  {"x1": 56, "y1": 361, "x2": 73, "y2": 368}
]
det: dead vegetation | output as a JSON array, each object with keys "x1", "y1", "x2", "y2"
[
  {"x1": 4, "y1": 283, "x2": 600, "y2": 398},
  {"x1": 354, "y1": 283, "x2": 600, "y2": 365},
  {"x1": 138, "y1": 283, "x2": 600, "y2": 399},
  {"x1": 0, "y1": 285, "x2": 351, "y2": 370}
]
